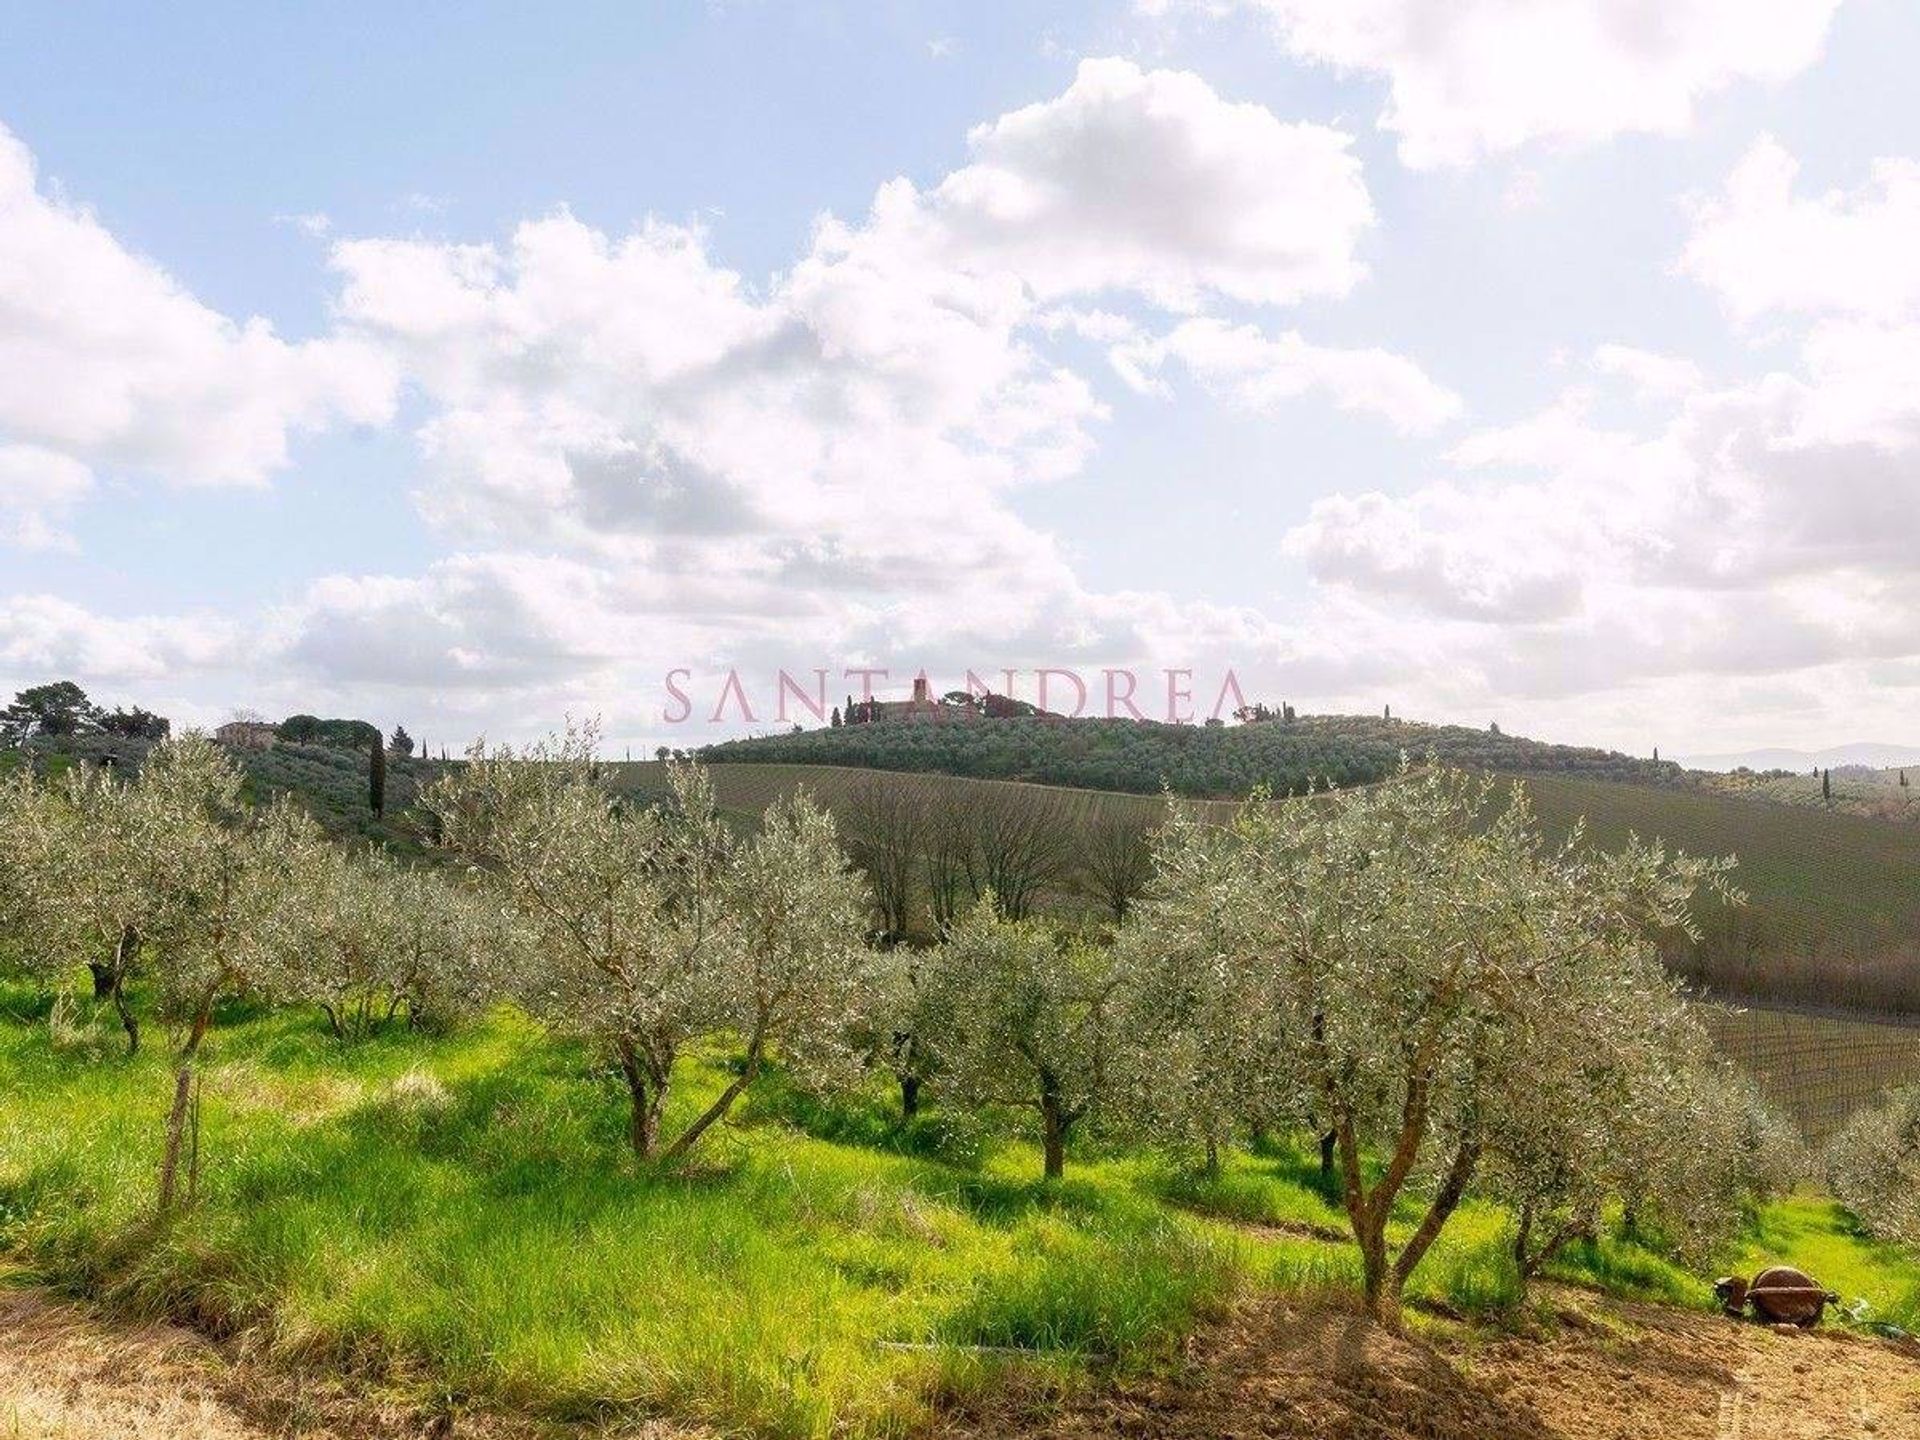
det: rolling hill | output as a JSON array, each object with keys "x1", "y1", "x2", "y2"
[
  {"x1": 614, "y1": 757, "x2": 1920, "y2": 1015},
  {"x1": 693, "y1": 711, "x2": 1682, "y2": 797}
]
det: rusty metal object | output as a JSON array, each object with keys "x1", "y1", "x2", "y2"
[{"x1": 1715, "y1": 1267, "x2": 1838, "y2": 1328}]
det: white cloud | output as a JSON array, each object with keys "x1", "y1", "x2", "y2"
[
  {"x1": 1681, "y1": 136, "x2": 1920, "y2": 323},
  {"x1": 1150, "y1": 0, "x2": 1841, "y2": 168},
  {"x1": 1112, "y1": 316, "x2": 1462, "y2": 432},
  {"x1": 0, "y1": 124, "x2": 398, "y2": 488},
  {"x1": 1591, "y1": 344, "x2": 1704, "y2": 401},
  {"x1": 0, "y1": 444, "x2": 92, "y2": 550},
  {"x1": 302, "y1": 58, "x2": 1391, "y2": 719},
  {"x1": 915, "y1": 57, "x2": 1373, "y2": 305},
  {"x1": 1680, "y1": 139, "x2": 1920, "y2": 450},
  {"x1": 0, "y1": 594, "x2": 244, "y2": 680},
  {"x1": 1284, "y1": 356, "x2": 1920, "y2": 678},
  {"x1": 1283, "y1": 136, "x2": 1920, "y2": 722},
  {"x1": 274, "y1": 211, "x2": 333, "y2": 238}
]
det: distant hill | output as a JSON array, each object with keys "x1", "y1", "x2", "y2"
[
  {"x1": 695, "y1": 712, "x2": 1683, "y2": 798},
  {"x1": 615, "y1": 759, "x2": 1920, "y2": 1018},
  {"x1": 1680, "y1": 742, "x2": 1920, "y2": 772}
]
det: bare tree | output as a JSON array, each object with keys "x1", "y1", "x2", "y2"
[
  {"x1": 963, "y1": 788, "x2": 1075, "y2": 921},
  {"x1": 1078, "y1": 811, "x2": 1155, "y2": 922},
  {"x1": 843, "y1": 777, "x2": 928, "y2": 942},
  {"x1": 921, "y1": 791, "x2": 979, "y2": 933}
]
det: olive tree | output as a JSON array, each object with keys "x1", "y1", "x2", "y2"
[
  {"x1": 14, "y1": 758, "x2": 172, "y2": 1051},
  {"x1": 1128, "y1": 764, "x2": 1735, "y2": 1316},
  {"x1": 1826, "y1": 1085, "x2": 1920, "y2": 1250},
  {"x1": 1619, "y1": 1066, "x2": 1801, "y2": 1265},
  {"x1": 425, "y1": 731, "x2": 733, "y2": 1159},
  {"x1": 258, "y1": 838, "x2": 395, "y2": 1038},
  {"x1": 384, "y1": 864, "x2": 507, "y2": 1032},
  {"x1": 1114, "y1": 799, "x2": 1292, "y2": 1173},
  {"x1": 0, "y1": 767, "x2": 60, "y2": 976},
  {"x1": 862, "y1": 942, "x2": 939, "y2": 1118},
  {"x1": 257, "y1": 839, "x2": 497, "y2": 1039},
  {"x1": 1474, "y1": 986, "x2": 1783, "y2": 1292},
  {"x1": 922, "y1": 898, "x2": 1124, "y2": 1179},
  {"x1": 672, "y1": 788, "x2": 871, "y2": 1155},
  {"x1": 426, "y1": 733, "x2": 869, "y2": 1162},
  {"x1": 40, "y1": 737, "x2": 301, "y2": 1210}
]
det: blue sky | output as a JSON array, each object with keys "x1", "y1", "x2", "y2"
[{"x1": 4, "y1": 1, "x2": 1919, "y2": 757}]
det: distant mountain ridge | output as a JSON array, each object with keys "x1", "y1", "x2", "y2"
[{"x1": 1679, "y1": 742, "x2": 1920, "y2": 773}]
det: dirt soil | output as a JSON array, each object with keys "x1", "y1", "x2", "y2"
[
  {"x1": 7, "y1": 1279, "x2": 1918, "y2": 1440},
  {"x1": 937, "y1": 1287, "x2": 1920, "y2": 1440},
  {"x1": 0, "y1": 1284, "x2": 531, "y2": 1440}
]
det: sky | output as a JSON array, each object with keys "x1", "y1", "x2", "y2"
[{"x1": 3, "y1": 0, "x2": 1918, "y2": 758}]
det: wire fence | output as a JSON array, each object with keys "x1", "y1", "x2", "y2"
[{"x1": 1700, "y1": 1002, "x2": 1920, "y2": 1146}]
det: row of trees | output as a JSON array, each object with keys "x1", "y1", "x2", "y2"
[
  {"x1": 1, "y1": 680, "x2": 169, "y2": 745},
  {"x1": 0, "y1": 741, "x2": 506, "y2": 1209},
  {"x1": 1826, "y1": 1085, "x2": 1920, "y2": 1252},
  {"x1": 899, "y1": 769, "x2": 1799, "y2": 1313},
  {"x1": 841, "y1": 777, "x2": 1153, "y2": 936},
  {"x1": 1, "y1": 737, "x2": 1797, "y2": 1318}
]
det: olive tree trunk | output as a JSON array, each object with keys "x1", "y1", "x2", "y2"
[{"x1": 156, "y1": 993, "x2": 216, "y2": 1214}]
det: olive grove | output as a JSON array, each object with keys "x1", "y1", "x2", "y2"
[
  {"x1": 920, "y1": 897, "x2": 1124, "y2": 1179},
  {"x1": 0, "y1": 733, "x2": 1803, "y2": 1300}
]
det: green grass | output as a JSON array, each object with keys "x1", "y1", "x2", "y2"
[
  {"x1": 0, "y1": 989, "x2": 1244, "y2": 1436},
  {"x1": 1738, "y1": 1193, "x2": 1920, "y2": 1330},
  {"x1": 4, "y1": 983, "x2": 1917, "y2": 1435}
]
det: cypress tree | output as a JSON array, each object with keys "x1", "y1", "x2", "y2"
[{"x1": 370, "y1": 729, "x2": 387, "y2": 817}]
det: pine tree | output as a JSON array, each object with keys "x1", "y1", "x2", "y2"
[
  {"x1": 1822, "y1": 768, "x2": 1831, "y2": 803},
  {"x1": 831, "y1": 706, "x2": 842, "y2": 728},
  {"x1": 370, "y1": 730, "x2": 387, "y2": 817}
]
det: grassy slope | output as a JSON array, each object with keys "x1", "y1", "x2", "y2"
[
  {"x1": 1511, "y1": 773, "x2": 1920, "y2": 955},
  {"x1": 0, "y1": 990, "x2": 1242, "y2": 1436},
  {"x1": 3, "y1": 986, "x2": 1915, "y2": 1437},
  {"x1": 1512, "y1": 773, "x2": 1920, "y2": 1012}
]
